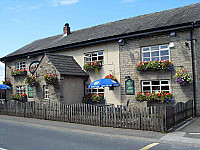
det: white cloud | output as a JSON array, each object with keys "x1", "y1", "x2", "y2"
[
  {"x1": 28, "y1": 5, "x2": 43, "y2": 10},
  {"x1": 121, "y1": 0, "x2": 136, "y2": 3},
  {"x1": 51, "y1": 0, "x2": 79, "y2": 6},
  {"x1": 0, "y1": 62, "x2": 5, "y2": 83},
  {"x1": 10, "y1": 18, "x2": 21, "y2": 23},
  {"x1": 7, "y1": 5, "x2": 22, "y2": 11}
]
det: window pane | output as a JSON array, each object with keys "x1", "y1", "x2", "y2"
[
  {"x1": 161, "y1": 86, "x2": 169, "y2": 91},
  {"x1": 143, "y1": 86, "x2": 150, "y2": 91},
  {"x1": 98, "y1": 89, "x2": 104, "y2": 92},
  {"x1": 92, "y1": 89, "x2": 97, "y2": 92},
  {"x1": 98, "y1": 52, "x2": 103, "y2": 55},
  {"x1": 98, "y1": 56, "x2": 103, "y2": 60},
  {"x1": 152, "y1": 81, "x2": 159, "y2": 85},
  {"x1": 143, "y1": 81, "x2": 150, "y2": 85},
  {"x1": 151, "y1": 46, "x2": 159, "y2": 51},
  {"x1": 161, "y1": 50, "x2": 169, "y2": 56},
  {"x1": 92, "y1": 53, "x2": 97, "y2": 56},
  {"x1": 152, "y1": 86, "x2": 160, "y2": 90},
  {"x1": 92, "y1": 57, "x2": 97, "y2": 61},
  {"x1": 142, "y1": 47, "x2": 150, "y2": 51},
  {"x1": 161, "y1": 81, "x2": 169, "y2": 84},
  {"x1": 151, "y1": 51, "x2": 159, "y2": 57},
  {"x1": 161, "y1": 56, "x2": 169, "y2": 61},
  {"x1": 143, "y1": 58, "x2": 150, "y2": 62},
  {"x1": 143, "y1": 52, "x2": 150, "y2": 57},
  {"x1": 152, "y1": 57, "x2": 159, "y2": 61},
  {"x1": 160, "y1": 45, "x2": 168, "y2": 49},
  {"x1": 86, "y1": 58, "x2": 91, "y2": 62}
]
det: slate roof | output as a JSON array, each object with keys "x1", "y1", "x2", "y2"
[
  {"x1": 45, "y1": 54, "x2": 88, "y2": 77},
  {"x1": 2, "y1": 3, "x2": 200, "y2": 60}
]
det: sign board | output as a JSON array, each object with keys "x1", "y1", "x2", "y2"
[
  {"x1": 125, "y1": 79, "x2": 134, "y2": 95},
  {"x1": 29, "y1": 61, "x2": 40, "y2": 74},
  {"x1": 28, "y1": 86, "x2": 34, "y2": 98}
]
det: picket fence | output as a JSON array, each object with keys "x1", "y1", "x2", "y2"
[{"x1": 0, "y1": 99, "x2": 194, "y2": 132}]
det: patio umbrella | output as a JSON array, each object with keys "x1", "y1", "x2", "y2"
[
  {"x1": 0, "y1": 84, "x2": 11, "y2": 100},
  {"x1": 0, "y1": 84, "x2": 11, "y2": 90},
  {"x1": 88, "y1": 79, "x2": 120, "y2": 88}
]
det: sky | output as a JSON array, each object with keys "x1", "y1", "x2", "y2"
[{"x1": 0, "y1": 0, "x2": 200, "y2": 82}]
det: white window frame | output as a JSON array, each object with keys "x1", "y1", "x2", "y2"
[
  {"x1": 142, "y1": 44, "x2": 170, "y2": 62},
  {"x1": 43, "y1": 85, "x2": 49, "y2": 100},
  {"x1": 86, "y1": 85, "x2": 104, "y2": 97},
  {"x1": 84, "y1": 51, "x2": 104, "y2": 64},
  {"x1": 16, "y1": 86, "x2": 26, "y2": 95},
  {"x1": 142, "y1": 80, "x2": 170, "y2": 93},
  {"x1": 16, "y1": 61, "x2": 26, "y2": 70}
]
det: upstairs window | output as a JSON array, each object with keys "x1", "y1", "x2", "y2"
[
  {"x1": 16, "y1": 86, "x2": 26, "y2": 95},
  {"x1": 142, "y1": 80, "x2": 170, "y2": 93},
  {"x1": 142, "y1": 44, "x2": 170, "y2": 62},
  {"x1": 84, "y1": 51, "x2": 104, "y2": 64},
  {"x1": 16, "y1": 61, "x2": 26, "y2": 70}
]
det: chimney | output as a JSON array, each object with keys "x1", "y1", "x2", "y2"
[{"x1": 63, "y1": 23, "x2": 70, "y2": 35}]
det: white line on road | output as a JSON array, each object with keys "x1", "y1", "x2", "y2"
[
  {"x1": 189, "y1": 133, "x2": 200, "y2": 135},
  {"x1": 139, "y1": 143, "x2": 159, "y2": 150},
  {"x1": 0, "y1": 148, "x2": 8, "y2": 150}
]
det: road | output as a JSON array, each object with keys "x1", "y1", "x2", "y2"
[{"x1": 0, "y1": 115, "x2": 199, "y2": 150}]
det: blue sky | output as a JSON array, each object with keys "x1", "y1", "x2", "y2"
[{"x1": 0, "y1": 0, "x2": 200, "y2": 81}]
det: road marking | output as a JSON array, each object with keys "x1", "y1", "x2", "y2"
[
  {"x1": 0, "y1": 148, "x2": 8, "y2": 150},
  {"x1": 140, "y1": 143, "x2": 159, "y2": 150},
  {"x1": 189, "y1": 133, "x2": 200, "y2": 135}
]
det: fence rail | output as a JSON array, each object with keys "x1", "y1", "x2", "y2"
[{"x1": 0, "y1": 100, "x2": 193, "y2": 132}]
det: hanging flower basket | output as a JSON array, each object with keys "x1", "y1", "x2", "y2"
[
  {"x1": 43, "y1": 73, "x2": 57, "y2": 85},
  {"x1": 11, "y1": 94, "x2": 27, "y2": 102},
  {"x1": 136, "y1": 60, "x2": 173, "y2": 72},
  {"x1": 104, "y1": 74, "x2": 119, "y2": 82},
  {"x1": 11, "y1": 69, "x2": 27, "y2": 76},
  {"x1": 83, "y1": 61, "x2": 102, "y2": 75},
  {"x1": 136, "y1": 92, "x2": 174, "y2": 103},
  {"x1": 173, "y1": 68, "x2": 192, "y2": 85},
  {"x1": 25, "y1": 75, "x2": 36, "y2": 86},
  {"x1": 2, "y1": 80, "x2": 12, "y2": 87}
]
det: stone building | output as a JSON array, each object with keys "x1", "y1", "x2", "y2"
[{"x1": 1, "y1": 3, "x2": 200, "y2": 115}]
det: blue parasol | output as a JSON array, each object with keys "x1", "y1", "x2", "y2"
[
  {"x1": 88, "y1": 79, "x2": 120, "y2": 88},
  {"x1": 0, "y1": 84, "x2": 11, "y2": 90}
]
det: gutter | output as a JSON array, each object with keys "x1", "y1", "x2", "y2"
[
  {"x1": 190, "y1": 23, "x2": 197, "y2": 117},
  {"x1": 1, "y1": 23, "x2": 200, "y2": 62}
]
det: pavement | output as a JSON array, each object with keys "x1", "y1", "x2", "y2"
[{"x1": 0, "y1": 115, "x2": 200, "y2": 149}]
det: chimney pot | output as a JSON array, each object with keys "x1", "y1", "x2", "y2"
[{"x1": 63, "y1": 23, "x2": 70, "y2": 35}]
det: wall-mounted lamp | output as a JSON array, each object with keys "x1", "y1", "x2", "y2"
[
  {"x1": 185, "y1": 42, "x2": 189, "y2": 47},
  {"x1": 125, "y1": 76, "x2": 130, "y2": 79},
  {"x1": 118, "y1": 39, "x2": 125, "y2": 46},
  {"x1": 170, "y1": 32, "x2": 176, "y2": 37},
  {"x1": 169, "y1": 42, "x2": 175, "y2": 48}
]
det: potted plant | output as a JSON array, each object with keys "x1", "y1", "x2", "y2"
[
  {"x1": 43, "y1": 73, "x2": 57, "y2": 85},
  {"x1": 173, "y1": 68, "x2": 192, "y2": 85},
  {"x1": 83, "y1": 61, "x2": 102, "y2": 75},
  {"x1": 136, "y1": 92, "x2": 174, "y2": 103},
  {"x1": 2, "y1": 80, "x2": 12, "y2": 87},
  {"x1": 136, "y1": 60, "x2": 173, "y2": 71},
  {"x1": 11, "y1": 69, "x2": 27, "y2": 76},
  {"x1": 25, "y1": 75, "x2": 36, "y2": 86}
]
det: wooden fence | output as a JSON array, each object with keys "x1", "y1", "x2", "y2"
[{"x1": 0, "y1": 100, "x2": 194, "y2": 132}]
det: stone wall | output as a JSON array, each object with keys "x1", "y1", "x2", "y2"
[
  {"x1": 119, "y1": 30, "x2": 194, "y2": 106},
  {"x1": 5, "y1": 55, "x2": 43, "y2": 101},
  {"x1": 34, "y1": 55, "x2": 61, "y2": 103}
]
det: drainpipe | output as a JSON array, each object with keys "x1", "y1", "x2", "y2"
[
  {"x1": 83, "y1": 77, "x2": 88, "y2": 96},
  {"x1": 4, "y1": 62, "x2": 7, "y2": 102},
  {"x1": 190, "y1": 22, "x2": 197, "y2": 117}
]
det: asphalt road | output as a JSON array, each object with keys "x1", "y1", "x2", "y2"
[{"x1": 0, "y1": 115, "x2": 199, "y2": 150}]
